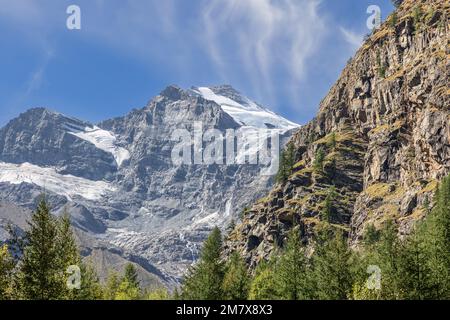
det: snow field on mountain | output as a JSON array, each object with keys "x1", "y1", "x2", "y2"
[{"x1": 0, "y1": 162, "x2": 115, "y2": 201}]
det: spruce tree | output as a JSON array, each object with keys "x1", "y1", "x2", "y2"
[
  {"x1": 18, "y1": 197, "x2": 64, "y2": 300},
  {"x1": 397, "y1": 227, "x2": 430, "y2": 299},
  {"x1": 410, "y1": 176, "x2": 450, "y2": 299},
  {"x1": 182, "y1": 227, "x2": 224, "y2": 300},
  {"x1": 115, "y1": 279, "x2": 141, "y2": 300},
  {"x1": 104, "y1": 270, "x2": 121, "y2": 300},
  {"x1": 276, "y1": 142, "x2": 295, "y2": 184},
  {"x1": 222, "y1": 252, "x2": 250, "y2": 300},
  {"x1": 275, "y1": 229, "x2": 312, "y2": 300},
  {"x1": 56, "y1": 212, "x2": 81, "y2": 299},
  {"x1": 371, "y1": 220, "x2": 403, "y2": 299},
  {"x1": 123, "y1": 263, "x2": 140, "y2": 288},
  {"x1": 313, "y1": 148, "x2": 325, "y2": 173},
  {"x1": 74, "y1": 263, "x2": 104, "y2": 300},
  {"x1": 320, "y1": 186, "x2": 336, "y2": 222},
  {"x1": 0, "y1": 245, "x2": 14, "y2": 300},
  {"x1": 147, "y1": 288, "x2": 170, "y2": 300},
  {"x1": 312, "y1": 228, "x2": 353, "y2": 299},
  {"x1": 248, "y1": 259, "x2": 278, "y2": 300}
]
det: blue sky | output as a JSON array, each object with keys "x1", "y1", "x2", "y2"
[{"x1": 0, "y1": 0, "x2": 394, "y2": 127}]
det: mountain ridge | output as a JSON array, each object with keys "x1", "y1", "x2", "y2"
[
  {"x1": 223, "y1": 0, "x2": 449, "y2": 269},
  {"x1": 0, "y1": 84, "x2": 296, "y2": 283}
]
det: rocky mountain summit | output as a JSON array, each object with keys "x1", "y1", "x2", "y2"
[
  {"x1": 0, "y1": 85, "x2": 297, "y2": 283},
  {"x1": 224, "y1": 0, "x2": 449, "y2": 269}
]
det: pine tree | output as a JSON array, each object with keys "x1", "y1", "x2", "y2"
[
  {"x1": 276, "y1": 142, "x2": 295, "y2": 184},
  {"x1": 0, "y1": 245, "x2": 14, "y2": 300},
  {"x1": 182, "y1": 227, "x2": 224, "y2": 300},
  {"x1": 320, "y1": 186, "x2": 336, "y2": 222},
  {"x1": 313, "y1": 148, "x2": 325, "y2": 173},
  {"x1": 17, "y1": 197, "x2": 65, "y2": 300},
  {"x1": 397, "y1": 227, "x2": 429, "y2": 299},
  {"x1": 363, "y1": 224, "x2": 381, "y2": 247},
  {"x1": 248, "y1": 259, "x2": 278, "y2": 300},
  {"x1": 222, "y1": 252, "x2": 250, "y2": 300},
  {"x1": 147, "y1": 288, "x2": 170, "y2": 300},
  {"x1": 226, "y1": 219, "x2": 236, "y2": 235},
  {"x1": 115, "y1": 279, "x2": 141, "y2": 300},
  {"x1": 371, "y1": 220, "x2": 403, "y2": 299},
  {"x1": 409, "y1": 176, "x2": 450, "y2": 299},
  {"x1": 312, "y1": 228, "x2": 353, "y2": 299},
  {"x1": 104, "y1": 270, "x2": 121, "y2": 300},
  {"x1": 56, "y1": 211, "x2": 81, "y2": 299},
  {"x1": 275, "y1": 229, "x2": 312, "y2": 300},
  {"x1": 123, "y1": 263, "x2": 140, "y2": 289},
  {"x1": 74, "y1": 263, "x2": 104, "y2": 300}
]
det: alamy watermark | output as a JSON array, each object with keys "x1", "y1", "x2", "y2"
[
  {"x1": 66, "y1": 265, "x2": 81, "y2": 290},
  {"x1": 366, "y1": 265, "x2": 382, "y2": 290},
  {"x1": 66, "y1": 5, "x2": 81, "y2": 30},
  {"x1": 171, "y1": 122, "x2": 280, "y2": 176},
  {"x1": 367, "y1": 5, "x2": 382, "y2": 30}
]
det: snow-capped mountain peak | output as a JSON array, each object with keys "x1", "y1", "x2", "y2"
[{"x1": 191, "y1": 85, "x2": 299, "y2": 131}]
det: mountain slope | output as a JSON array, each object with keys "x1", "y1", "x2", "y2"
[
  {"x1": 0, "y1": 85, "x2": 298, "y2": 282},
  {"x1": 224, "y1": 0, "x2": 449, "y2": 268}
]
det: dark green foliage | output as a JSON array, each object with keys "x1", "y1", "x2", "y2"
[
  {"x1": 355, "y1": 177, "x2": 450, "y2": 300},
  {"x1": 181, "y1": 227, "x2": 225, "y2": 300},
  {"x1": 312, "y1": 228, "x2": 354, "y2": 299},
  {"x1": 320, "y1": 186, "x2": 336, "y2": 222},
  {"x1": 222, "y1": 252, "x2": 250, "y2": 300},
  {"x1": 123, "y1": 263, "x2": 140, "y2": 289},
  {"x1": 248, "y1": 259, "x2": 277, "y2": 300},
  {"x1": 275, "y1": 229, "x2": 312, "y2": 300},
  {"x1": 17, "y1": 198, "x2": 66, "y2": 299},
  {"x1": 74, "y1": 263, "x2": 104, "y2": 300},
  {"x1": 0, "y1": 245, "x2": 14, "y2": 299},
  {"x1": 377, "y1": 52, "x2": 386, "y2": 78},
  {"x1": 363, "y1": 224, "x2": 381, "y2": 246},
  {"x1": 312, "y1": 148, "x2": 325, "y2": 173},
  {"x1": 276, "y1": 142, "x2": 295, "y2": 183},
  {"x1": 389, "y1": 12, "x2": 398, "y2": 28}
]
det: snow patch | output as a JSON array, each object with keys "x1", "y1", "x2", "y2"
[
  {"x1": 194, "y1": 87, "x2": 299, "y2": 131},
  {"x1": 0, "y1": 162, "x2": 116, "y2": 201},
  {"x1": 66, "y1": 125, "x2": 130, "y2": 166},
  {"x1": 193, "y1": 211, "x2": 220, "y2": 226}
]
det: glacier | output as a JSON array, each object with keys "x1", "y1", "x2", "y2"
[
  {"x1": 0, "y1": 162, "x2": 116, "y2": 201},
  {"x1": 66, "y1": 125, "x2": 130, "y2": 166}
]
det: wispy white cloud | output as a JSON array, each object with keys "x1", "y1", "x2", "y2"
[
  {"x1": 0, "y1": 0, "x2": 329, "y2": 116},
  {"x1": 340, "y1": 27, "x2": 364, "y2": 52},
  {"x1": 200, "y1": 0, "x2": 327, "y2": 109},
  {"x1": 25, "y1": 52, "x2": 53, "y2": 96}
]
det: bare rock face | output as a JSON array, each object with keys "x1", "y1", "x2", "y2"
[{"x1": 224, "y1": 0, "x2": 449, "y2": 268}]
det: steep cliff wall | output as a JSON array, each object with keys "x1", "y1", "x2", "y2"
[{"x1": 224, "y1": 0, "x2": 449, "y2": 269}]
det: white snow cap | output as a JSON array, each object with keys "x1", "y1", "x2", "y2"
[{"x1": 193, "y1": 86, "x2": 299, "y2": 131}]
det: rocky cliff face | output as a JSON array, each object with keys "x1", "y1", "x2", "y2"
[{"x1": 224, "y1": 0, "x2": 449, "y2": 269}]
